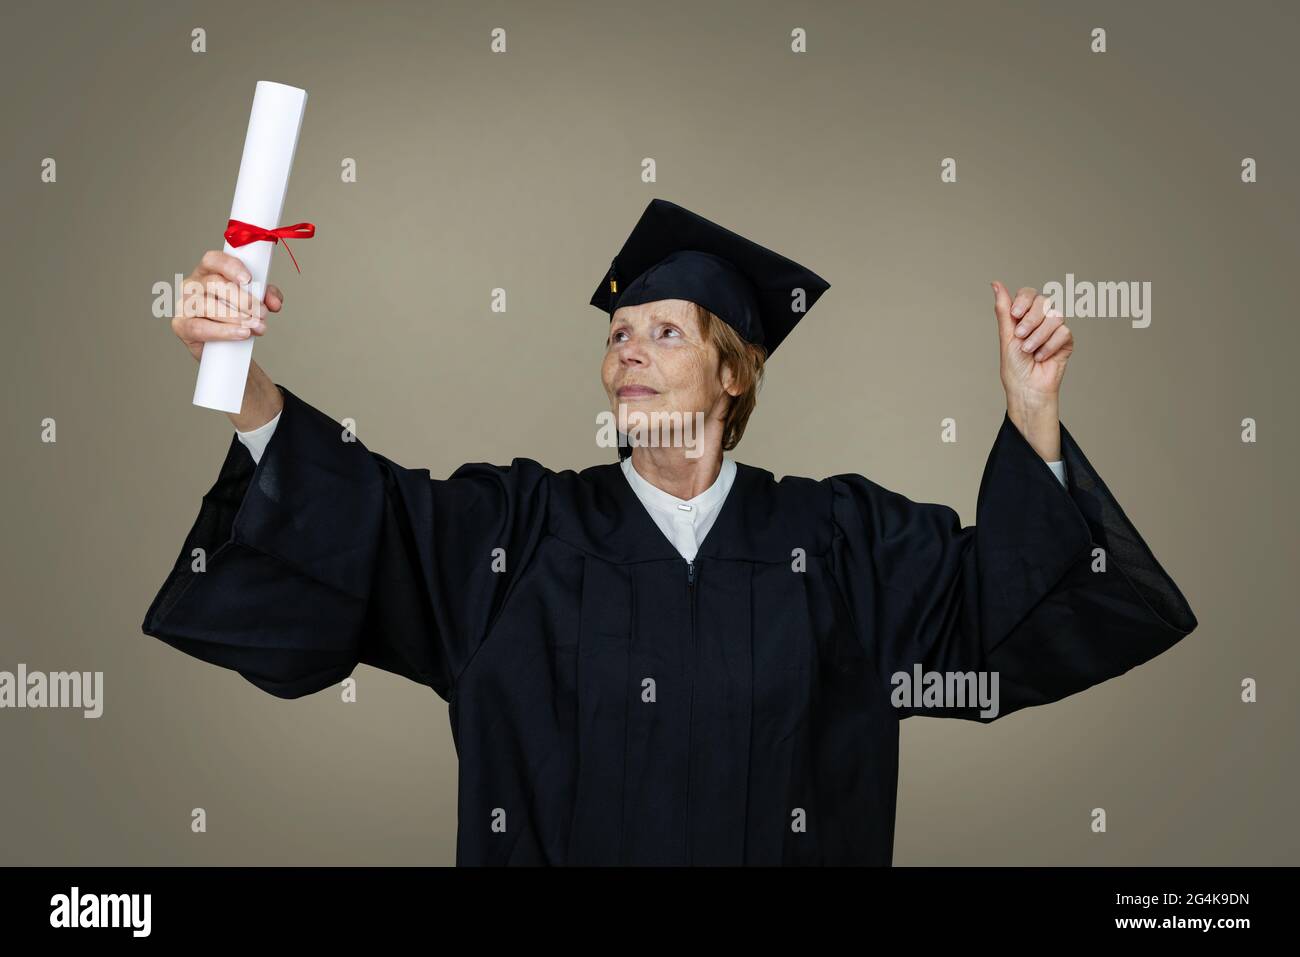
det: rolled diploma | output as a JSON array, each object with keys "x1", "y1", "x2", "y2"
[{"x1": 193, "y1": 81, "x2": 308, "y2": 413}]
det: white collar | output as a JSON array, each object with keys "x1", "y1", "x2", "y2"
[{"x1": 620, "y1": 455, "x2": 736, "y2": 517}]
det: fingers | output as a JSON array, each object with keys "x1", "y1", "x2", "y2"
[
  {"x1": 179, "y1": 276, "x2": 264, "y2": 324},
  {"x1": 1031, "y1": 322, "x2": 1073, "y2": 361},
  {"x1": 992, "y1": 280, "x2": 1072, "y2": 365},
  {"x1": 173, "y1": 314, "x2": 255, "y2": 342},
  {"x1": 1019, "y1": 298, "x2": 1063, "y2": 354},
  {"x1": 1010, "y1": 287, "x2": 1038, "y2": 320},
  {"x1": 264, "y1": 283, "x2": 284, "y2": 312},
  {"x1": 170, "y1": 252, "x2": 273, "y2": 354},
  {"x1": 212, "y1": 278, "x2": 263, "y2": 319},
  {"x1": 199, "y1": 250, "x2": 253, "y2": 285},
  {"x1": 991, "y1": 281, "x2": 1015, "y2": 341},
  {"x1": 1012, "y1": 293, "x2": 1047, "y2": 344}
]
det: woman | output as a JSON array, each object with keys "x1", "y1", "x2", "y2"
[{"x1": 143, "y1": 198, "x2": 1198, "y2": 866}]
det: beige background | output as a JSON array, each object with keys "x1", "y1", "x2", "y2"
[{"x1": 2, "y1": 0, "x2": 1296, "y2": 865}]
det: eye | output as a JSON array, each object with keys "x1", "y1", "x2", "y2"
[
  {"x1": 610, "y1": 328, "x2": 628, "y2": 343},
  {"x1": 660, "y1": 326, "x2": 682, "y2": 338}
]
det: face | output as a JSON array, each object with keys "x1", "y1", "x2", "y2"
[{"x1": 601, "y1": 298, "x2": 740, "y2": 450}]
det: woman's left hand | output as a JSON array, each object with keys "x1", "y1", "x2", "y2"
[{"x1": 992, "y1": 281, "x2": 1072, "y2": 460}]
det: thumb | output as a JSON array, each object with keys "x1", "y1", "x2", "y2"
[{"x1": 990, "y1": 280, "x2": 1015, "y2": 344}]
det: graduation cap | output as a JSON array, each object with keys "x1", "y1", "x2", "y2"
[{"x1": 590, "y1": 198, "x2": 831, "y2": 359}]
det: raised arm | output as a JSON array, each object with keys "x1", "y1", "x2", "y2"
[
  {"x1": 146, "y1": 252, "x2": 551, "y2": 702},
  {"x1": 829, "y1": 412, "x2": 1198, "y2": 721},
  {"x1": 828, "y1": 280, "x2": 1195, "y2": 720}
]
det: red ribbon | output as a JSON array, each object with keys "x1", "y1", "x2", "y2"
[{"x1": 224, "y1": 219, "x2": 316, "y2": 274}]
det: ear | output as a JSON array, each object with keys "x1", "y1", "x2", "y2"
[{"x1": 721, "y1": 353, "x2": 750, "y2": 397}]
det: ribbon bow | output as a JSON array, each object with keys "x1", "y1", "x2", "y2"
[{"x1": 223, "y1": 219, "x2": 316, "y2": 274}]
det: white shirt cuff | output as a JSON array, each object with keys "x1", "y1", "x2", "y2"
[{"x1": 235, "y1": 410, "x2": 282, "y2": 465}]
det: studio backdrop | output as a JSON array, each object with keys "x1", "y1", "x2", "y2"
[{"x1": 2, "y1": 0, "x2": 1295, "y2": 865}]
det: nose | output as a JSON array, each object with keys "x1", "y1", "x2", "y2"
[{"x1": 616, "y1": 335, "x2": 649, "y2": 366}]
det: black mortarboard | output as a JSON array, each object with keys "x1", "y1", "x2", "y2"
[{"x1": 590, "y1": 198, "x2": 831, "y2": 358}]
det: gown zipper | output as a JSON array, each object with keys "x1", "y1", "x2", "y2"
[{"x1": 683, "y1": 558, "x2": 697, "y2": 863}]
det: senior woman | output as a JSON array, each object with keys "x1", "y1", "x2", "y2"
[{"x1": 143, "y1": 198, "x2": 1197, "y2": 866}]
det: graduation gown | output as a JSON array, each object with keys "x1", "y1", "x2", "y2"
[{"x1": 141, "y1": 384, "x2": 1198, "y2": 865}]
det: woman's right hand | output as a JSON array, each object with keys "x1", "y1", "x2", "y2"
[{"x1": 172, "y1": 250, "x2": 284, "y2": 361}]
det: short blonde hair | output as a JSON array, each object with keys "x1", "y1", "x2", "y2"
[{"x1": 695, "y1": 304, "x2": 767, "y2": 452}]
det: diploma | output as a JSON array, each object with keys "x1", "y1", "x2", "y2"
[{"x1": 193, "y1": 81, "x2": 308, "y2": 413}]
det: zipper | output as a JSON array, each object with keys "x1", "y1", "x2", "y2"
[{"x1": 683, "y1": 558, "x2": 697, "y2": 863}]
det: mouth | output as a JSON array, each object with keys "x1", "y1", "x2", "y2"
[{"x1": 617, "y1": 385, "x2": 660, "y2": 398}]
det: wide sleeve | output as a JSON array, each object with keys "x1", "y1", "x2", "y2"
[
  {"x1": 828, "y1": 411, "x2": 1198, "y2": 721},
  {"x1": 141, "y1": 384, "x2": 551, "y2": 703}
]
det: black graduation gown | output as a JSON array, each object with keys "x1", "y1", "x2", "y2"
[{"x1": 141, "y1": 384, "x2": 1198, "y2": 866}]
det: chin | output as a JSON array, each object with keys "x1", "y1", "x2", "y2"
[{"x1": 614, "y1": 395, "x2": 667, "y2": 412}]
